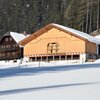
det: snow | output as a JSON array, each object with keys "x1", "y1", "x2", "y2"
[
  {"x1": 0, "y1": 60, "x2": 92, "y2": 69},
  {"x1": 0, "y1": 62, "x2": 100, "y2": 100},
  {"x1": 10, "y1": 32, "x2": 25, "y2": 43},
  {"x1": 95, "y1": 35, "x2": 100, "y2": 39},
  {"x1": 94, "y1": 58, "x2": 100, "y2": 63},
  {"x1": 10, "y1": 32, "x2": 28, "y2": 43},
  {"x1": 52, "y1": 23, "x2": 100, "y2": 44}
]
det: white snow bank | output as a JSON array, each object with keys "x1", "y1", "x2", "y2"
[
  {"x1": 94, "y1": 58, "x2": 100, "y2": 63},
  {"x1": 0, "y1": 60, "x2": 93, "y2": 69}
]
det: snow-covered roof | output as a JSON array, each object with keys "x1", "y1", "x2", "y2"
[
  {"x1": 10, "y1": 32, "x2": 27, "y2": 43},
  {"x1": 52, "y1": 23, "x2": 100, "y2": 44},
  {"x1": 10, "y1": 32, "x2": 30, "y2": 47},
  {"x1": 95, "y1": 35, "x2": 100, "y2": 39},
  {"x1": 19, "y1": 23, "x2": 100, "y2": 46}
]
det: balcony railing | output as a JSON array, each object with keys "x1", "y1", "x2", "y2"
[
  {"x1": 0, "y1": 55, "x2": 21, "y2": 60},
  {"x1": 0, "y1": 47, "x2": 18, "y2": 52}
]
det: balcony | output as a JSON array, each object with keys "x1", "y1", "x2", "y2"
[
  {"x1": 0, "y1": 55, "x2": 20, "y2": 60},
  {"x1": 0, "y1": 47, "x2": 18, "y2": 52}
]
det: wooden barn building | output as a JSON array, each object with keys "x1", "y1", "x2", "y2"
[
  {"x1": 0, "y1": 32, "x2": 28, "y2": 60},
  {"x1": 19, "y1": 23, "x2": 100, "y2": 63}
]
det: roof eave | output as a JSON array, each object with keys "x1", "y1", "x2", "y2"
[{"x1": 19, "y1": 23, "x2": 98, "y2": 45}]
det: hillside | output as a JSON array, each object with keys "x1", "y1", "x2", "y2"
[{"x1": 0, "y1": 0, "x2": 100, "y2": 35}]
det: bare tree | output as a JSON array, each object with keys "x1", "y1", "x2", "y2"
[
  {"x1": 86, "y1": 0, "x2": 89, "y2": 33},
  {"x1": 89, "y1": 0, "x2": 92, "y2": 33},
  {"x1": 97, "y1": 0, "x2": 100, "y2": 31}
]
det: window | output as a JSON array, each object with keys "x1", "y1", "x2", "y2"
[
  {"x1": 10, "y1": 37, "x2": 13, "y2": 41},
  {"x1": 5, "y1": 38, "x2": 9, "y2": 42},
  {"x1": 47, "y1": 42, "x2": 59, "y2": 54},
  {"x1": 2, "y1": 46, "x2": 5, "y2": 49},
  {"x1": 73, "y1": 55, "x2": 79, "y2": 60},
  {"x1": 12, "y1": 52, "x2": 16, "y2": 55},
  {"x1": 3, "y1": 46, "x2": 5, "y2": 48},
  {"x1": 2, "y1": 53, "x2": 4, "y2": 57},
  {"x1": 6, "y1": 45, "x2": 9, "y2": 48},
  {"x1": 7, "y1": 52, "x2": 10, "y2": 56},
  {"x1": 8, "y1": 45, "x2": 10, "y2": 48},
  {"x1": 13, "y1": 44, "x2": 17, "y2": 47}
]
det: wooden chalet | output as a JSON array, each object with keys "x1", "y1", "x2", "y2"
[
  {"x1": 19, "y1": 23, "x2": 100, "y2": 63},
  {"x1": 0, "y1": 32, "x2": 28, "y2": 60}
]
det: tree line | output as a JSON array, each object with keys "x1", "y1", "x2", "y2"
[
  {"x1": 64, "y1": 0, "x2": 100, "y2": 34},
  {"x1": 0, "y1": 0, "x2": 100, "y2": 35}
]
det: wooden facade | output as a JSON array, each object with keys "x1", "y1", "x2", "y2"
[
  {"x1": 0, "y1": 32, "x2": 23, "y2": 60},
  {"x1": 19, "y1": 23, "x2": 98, "y2": 62}
]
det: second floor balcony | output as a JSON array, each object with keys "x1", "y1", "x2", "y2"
[{"x1": 0, "y1": 47, "x2": 19, "y2": 52}]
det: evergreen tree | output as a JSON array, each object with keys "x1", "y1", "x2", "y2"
[{"x1": 0, "y1": 0, "x2": 99, "y2": 36}]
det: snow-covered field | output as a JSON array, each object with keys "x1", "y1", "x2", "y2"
[{"x1": 0, "y1": 61, "x2": 100, "y2": 100}]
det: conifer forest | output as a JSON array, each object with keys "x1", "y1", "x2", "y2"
[{"x1": 0, "y1": 0, "x2": 100, "y2": 35}]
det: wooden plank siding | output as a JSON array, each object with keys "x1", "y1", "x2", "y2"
[
  {"x1": 24, "y1": 28, "x2": 87, "y2": 57},
  {"x1": 85, "y1": 41, "x2": 97, "y2": 54},
  {"x1": 0, "y1": 35, "x2": 23, "y2": 60}
]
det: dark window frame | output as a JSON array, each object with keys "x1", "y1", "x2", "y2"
[{"x1": 47, "y1": 42, "x2": 59, "y2": 54}]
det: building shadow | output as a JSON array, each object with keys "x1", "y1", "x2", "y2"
[{"x1": 0, "y1": 63, "x2": 100, "y2": 78}]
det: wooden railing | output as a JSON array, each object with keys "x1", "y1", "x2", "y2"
[
  {"x1": 0, "y1": 55, "x2": 20, "y2": 60},
  {"x1": 0, "y1": 47, "x2": 18, "y2": 52}
]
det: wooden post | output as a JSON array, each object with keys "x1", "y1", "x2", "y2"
[
  {"x1": 53, "y1": 55, "x2": 55, "y2": 61},
  {"x1": 35, "y1": 57, "x2": 37, "y2": 62},
  {"x1": 59, "y1": 55, "x2": 61, "y2": 61},
  {"x1": 71, "y1": 55, "x2": 73, "y2": 60},
  {"x1": 41, "y1": 56, "x2": 42, "y2": 62},
  {"x1": 65, "y1": 55, "x2": 67, "y2": 60},
  {"x1": 46, "y1": 56, "x2": 48, "y2": 62}
]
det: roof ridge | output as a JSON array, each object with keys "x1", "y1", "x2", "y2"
[{"x1": 19, "y1": 23, "x2": 100, "y2": 45}]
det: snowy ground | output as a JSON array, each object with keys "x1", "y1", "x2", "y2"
[
  {"x1": 0, "y1": 60, "x2": 94, "y2": 69},
  {"x1": 0, "y1": 61, "x2": 100, "y2": 100}
]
